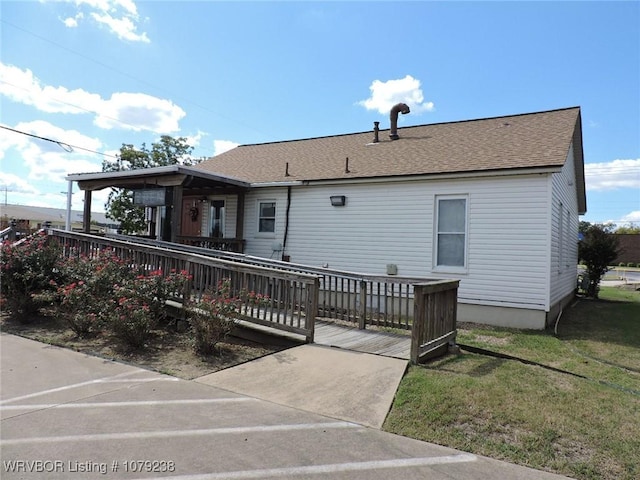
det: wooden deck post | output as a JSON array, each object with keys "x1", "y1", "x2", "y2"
[
  {"x1": 410, "y1": 284, "x2": 426, "y2": 364},
  {"x1": 410, "y1": 280, "x2": 459, "y2": 364},
  {"x1": 306, "y1": 277, "x2": 319, "y2": 343},
  {"x1": 358, "y1": 280, "x2": 367, "y2": 329}
]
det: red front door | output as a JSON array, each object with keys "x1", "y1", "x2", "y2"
[{"x1": 181, "y1": 198, "x2": 201, "y2": 237}]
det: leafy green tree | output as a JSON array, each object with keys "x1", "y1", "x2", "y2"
[
  {"x1": 615, "y1": 224, "x2": 640, "y2": 234},
  {"x1": 579, "y1": 220, "x2": 592, "y2": 235},
  {"x1": 578, "y1": 223, "x2": 620, "y2": 298},
  {"x1": 102, "y1": 136, "x2": 199, "y2": 234}
]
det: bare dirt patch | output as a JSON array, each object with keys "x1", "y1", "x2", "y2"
[{"x1": 0, "y1": 310, "x2": 288, "y2": 380}]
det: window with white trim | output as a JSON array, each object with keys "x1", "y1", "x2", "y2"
[
  {"x1": 258, "y1": 201, "x2": 276, "y2": 233},
  {"x1": 435, "y1": 196, "x2": 467, "y2": 268}
]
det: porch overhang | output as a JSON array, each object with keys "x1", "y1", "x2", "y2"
[
  {"x1": 65, "y1": 165, "x2": 251, "y2": 238},
  {"x1": 66, "y1": 165, "x2": 251, "y2": 192}
]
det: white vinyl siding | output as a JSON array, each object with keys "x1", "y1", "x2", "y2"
[
  {"x1": 243, "y1": 189, "x2": 288, "y2": 258},
  {"x1": 224, "y1": 197, "x2": 238, "y2": 239},
  {"x1": 549, "y1": 142, "x2": 580, "y2": 307},
  {"x1": 245, "y1": 174, "x2": 552, "y2": 311},
  {"x1": 558, "y1": 201, "x2": 564, "y2": 273}
]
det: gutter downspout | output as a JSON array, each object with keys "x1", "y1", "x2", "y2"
[{"x1": 282, "y1": 186, "x2": 292, "y2": 261}]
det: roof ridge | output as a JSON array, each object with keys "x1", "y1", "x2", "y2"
[{"x1": 236, "y1": 106, "x2": 581, "y2": 148}]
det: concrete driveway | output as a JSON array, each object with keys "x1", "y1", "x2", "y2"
[{"x1": 1, "y1": 333, "x2": 572, "y2": 479}]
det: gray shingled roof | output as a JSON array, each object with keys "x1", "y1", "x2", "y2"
[
  {"x1": 196, "y1": 107, "x2": 583, "y2": 184},
  {"x1": 0, "y1": 204, "x2": 116, "y2": 226}
]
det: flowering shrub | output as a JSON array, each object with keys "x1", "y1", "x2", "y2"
[
  {"x1": 54, "y1": 250, "x2": 134, "y2": 337},
  {"x1": 52, "y1": 249, "x2": 191, "y2": 346},
  {"x1": 108, "y1": 268, "x2": 191, "y2": 349},
  {"x1": 57, "y1": 280, "x2": 104, "y2": 337},
  {"x1": 186, "y1": 279, "x2": 270, "y2": 355},
  {"x1": 245, "y1": 290, "x2": 270, "y2": 307},
  {"x1": 0, "y1": 232, "x2": 61, "y2": 319},
  {"x1": 187, "y1": 279, "x2": 240, "y2": 355}
]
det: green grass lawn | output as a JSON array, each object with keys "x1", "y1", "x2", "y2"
[{"x1": 384, "y1": 286, "x2": 640, "y2": 480}]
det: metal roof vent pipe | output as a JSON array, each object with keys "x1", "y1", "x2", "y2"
[
  {"x1": 373, "y1": 121, "x2": 380, "y2": 143},
  {"x1": 389, "y1": 103, "x2": 410, "y2": 140}
]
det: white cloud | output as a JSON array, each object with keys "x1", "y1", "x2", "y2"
[
  {"x1": 585, "y1": 159, "x2": 640, "y2": 191},
  {"x1": 0, "y1": 121, "x2": 110, "y2": 211},
  {"x1": 0, "y1": 63, "x2": 102, "y2": 114},
  {"x1": 50, "y1": 0, "x2": 149, "y2": 43},
  {"x1": 621, "y1": 211, "x2": 640, "y2": 222},
  {"x1": 183, "y1": 131, "x2": 207, "y2": 150},
  {"x1": 213, "y1": 140, "x2": 239, "y2": 156},
  {"x1": 0, "y1": 63, "x2": 185, "y2": 133},
  {"x1": 0, "y1": 173, "x2": 39, "y2": 195},
  {"x1": 62, "y1": 12, "x2": 83, "y2": 28},
  {"x1": 95, "y1": 92, "x2": 185, "y2": 133},
  {"x1": 358, "y1": 75, "x2": 435, "y2": 115},
  {"x1": 90, "y1": 11, "x2": 149, "y2": 43},
  {"x1": 2, "y1": 121, "x2": 104, "y2": 183}
]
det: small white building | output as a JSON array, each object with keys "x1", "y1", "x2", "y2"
[
  {"x1": 69, "y1": 107, "x2": 586, "y2": 329},
  {"x1": 196, "y1": 106, "x2": 586, "y2": 329}
]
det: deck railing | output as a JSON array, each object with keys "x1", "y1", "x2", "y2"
[
  {"x1": 103, "y1": 233, "x2": 460, "y2": 363},
  {"x1": 177, "y1": 235, "x2": 245, "y2": 253},
  {"x1": 107, "y1": 234, "x2": 453, "y2": 331},
  {"x1": 1, "y1": 226, "x2": 14, "y2": 242},
  {"x1": 410, "y1": 281, "x2": 459, "y2": 363},
  {"x1": 49, "y1": 230, "x2": 319, "y2": 341}
]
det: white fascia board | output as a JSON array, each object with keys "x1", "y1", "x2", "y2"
[
  {"x1": 66, "y1": 165, "x2": 180, "y2": 181},
  {"x1": 66, "y1": 165, "x2": 251, "y2": 188},
  {"x1": 301, "y1": 166, "x2": 561, "y2": 187},
  {"x1": 250, "y1": 181, "x2": 306, "y2": 187}
]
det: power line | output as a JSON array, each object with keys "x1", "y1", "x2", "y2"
[
  {"x1": 0, "y1": 18, "x2": 273, "y2": 142},
  {"x1": 0, "y1": 125, "x2": 116, "y2": 158},
  {"x1": 1, "y1": 79, "x2": 148, "y2": 133}
]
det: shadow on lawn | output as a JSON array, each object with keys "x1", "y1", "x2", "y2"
[{"x1": 554, "y1": 293, "x2": 640, "y2": 358}]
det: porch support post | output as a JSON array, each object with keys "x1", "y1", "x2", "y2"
[
  {"x1": 65, "y1": 181, "x2": 73, "y2": 231},
  {"x1": 155, "y1": 207, "x2": 162, "y2": 239},
  {"x1": 236, "y1": 190, "x2": 245, "y2": 252},
  {"x1": 83, "y1": 190, "x2": 92, "y2": 234},
  {"x1": 170, "y1": 185, "x2": 183, "y2": 243}
]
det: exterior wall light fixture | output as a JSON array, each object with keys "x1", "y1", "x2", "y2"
[{"x1": 330, "y1": 195, "x2": 346, "y2": 207}]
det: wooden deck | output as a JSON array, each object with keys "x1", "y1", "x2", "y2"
[
  {"x1": 47, "y1": 230, "x2": 457, "y2": 364},
  {"x1": 314, "y1": 320, "x2": 411, "y2": 360}
]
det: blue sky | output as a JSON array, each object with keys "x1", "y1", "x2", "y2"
[{"x1": 1, "y1": 1, "x2": 638, "y2": 226}]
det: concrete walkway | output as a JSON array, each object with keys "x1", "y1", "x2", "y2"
[
  {"x1": 1, "y1": 333, "x2": 573, "y2": 479},
  {"x1": 196, "y1": 344, "x2": 408, "y2": 428}
]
